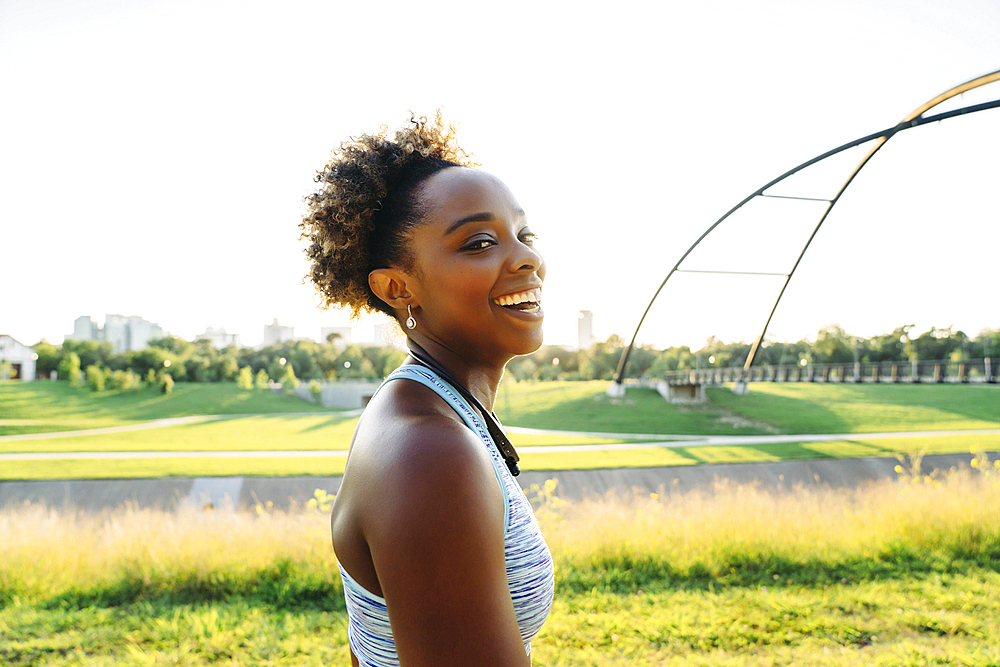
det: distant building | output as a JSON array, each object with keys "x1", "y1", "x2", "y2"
[
  {"x1": 263, "y1": 319, "x2": 295, "y2": 346},
  {"x1": 66, "y1": 314, "x2": 165, "y2": 353},
  {"x1": 196, "y1": 326, "x2": 241, "y2": 349},
  {"x1": 321, "y1": 326, "x2": 351, "y2": 348},
  {"x1": 578, "y1": 310, "x2": 595, "y2": 350},
  {"x1": 72, "y1": 316, "x2": 99, "y2": 341},
  {"x1": 0, "y1": 335, "x2": 36, "y2": 381}
]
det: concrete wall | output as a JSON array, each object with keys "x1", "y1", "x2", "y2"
[{"x1": 293, "y1": 379, "x2": 384, "y2": 409}]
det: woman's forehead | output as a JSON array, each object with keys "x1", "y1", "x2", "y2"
[{"x1": 419, "y1": 168, "x2": 522, "y2": 224}]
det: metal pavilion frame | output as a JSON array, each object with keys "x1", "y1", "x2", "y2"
[{"x1": 612, "y1": 69, "x2": 1000, "y2": 388}]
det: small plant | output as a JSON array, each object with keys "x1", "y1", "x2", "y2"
[
  {"x1": 524, "y1": 478, "x2": 566, "y2": 526},
  {"x1": 159, "y1": 373, "x2": 174, "y2": 395},
  {"x1": 307, "y1": 488, "x2": 334, "y2": 513},
  {"x1": 969, "y1": 446, "x2": 1000, "y2": 481},
  {"x1": 309, "y1": 380, "x2": 323, "y2": 404},
  {"x1": 893, "y1": 448, "x2": 939, "y2": 486}
]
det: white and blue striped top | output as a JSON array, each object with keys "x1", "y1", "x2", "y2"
[{"x1": 337, "y1": 365, "x2": 555, "y2": 666}]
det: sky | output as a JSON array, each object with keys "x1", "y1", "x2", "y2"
[{"x1": 2, "y1": 0, "x2": 998, "y2": 351}]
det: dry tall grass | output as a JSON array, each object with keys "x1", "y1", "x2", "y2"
[{"x1": 3, "y1": 464, "x2": 999, "y2": 606}]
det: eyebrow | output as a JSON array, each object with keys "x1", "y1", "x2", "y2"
[{"x1": 444, "y1": 209, "x2": 527, "y2": 236}]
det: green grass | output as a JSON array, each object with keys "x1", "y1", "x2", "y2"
[
  {"x1": 3, "y1": 470, "x2": 1000, "y2": 665},
  {"x1": 497, "y1": 381, "x2": 773, "y2": 435},
  {"x1": 5, "y1": 434, "x2": 999, "y2": 480},
  {"x1": 4, "y1": 381, "x2": 1000, "y2": 482},
  {"x1": 709, "y1": 382, "x2": 1000, "y2": 434},
  {"x1": 0, "y1": 382, "x2": 339, "y2": 436}
]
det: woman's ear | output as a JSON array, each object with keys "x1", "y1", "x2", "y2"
[{"x1": 369, "y1": 268, "x2": 413, "y2": 310}]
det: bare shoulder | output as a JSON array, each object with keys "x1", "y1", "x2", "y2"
[{"x1": 348, "y1": 377, "x2": 496, "y2": 484}]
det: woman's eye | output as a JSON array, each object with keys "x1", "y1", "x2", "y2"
[
  {"x1": 462, "y1": 238, "x2": 495, "y2": 251},
  {"x1": 520, "y1": 232, "x2": 538, "y2": 246}
]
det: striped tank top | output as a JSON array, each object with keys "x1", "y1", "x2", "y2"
[{"x1": 337, "y1": 365, "x2": 555, "y2": 666}]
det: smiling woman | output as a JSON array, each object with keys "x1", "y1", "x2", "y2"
[{"x1": 299, "y1": 114, "x2": 553, "y2": 666}]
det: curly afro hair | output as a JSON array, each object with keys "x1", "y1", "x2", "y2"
[{"x1": 300, "y1": 112, "x2": 476, "y2": 318}]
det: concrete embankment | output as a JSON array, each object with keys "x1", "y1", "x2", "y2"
[{"x1": 0, "y1": 452, "x2": 986, "y2": 512}]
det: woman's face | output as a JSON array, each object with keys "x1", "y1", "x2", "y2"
[{"x1": 405, "y1": 167, "x2": 545, "y2": 365}]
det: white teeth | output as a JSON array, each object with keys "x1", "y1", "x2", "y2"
[{"x1": 494, "y1": 289, "x2": 541, "y2": 307}]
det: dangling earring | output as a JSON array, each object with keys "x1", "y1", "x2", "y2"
[{"x1": 406, "y1": 304, "x2": 416, "y2": 330}]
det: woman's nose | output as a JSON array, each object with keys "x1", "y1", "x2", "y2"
[{"x1": 510, "y1": 241, "x2": 543, "y2": 273}]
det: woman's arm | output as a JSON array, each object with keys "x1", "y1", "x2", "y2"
[{"x1": 362, "y1": 415, "x2": 529, "y2": 667}]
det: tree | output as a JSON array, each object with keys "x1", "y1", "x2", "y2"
[
  {"x1": 61, "y1": 339, "x2": 112, "y2": 370},
  {"x1": 32, "y1": 339, "x2": 60, "y2": 377},
  {"x1": 255, "y1": 369, "x2": 270, "y2": 389},
  {"x1": 910, "y1": 327, "x2": 962, "y2": 362},
  {"x1": 812, "y1": 325, "x2": 854, "y2": 364},
  {"x1": 866, "y1": 325, "x2": 913, "y2": 363}
]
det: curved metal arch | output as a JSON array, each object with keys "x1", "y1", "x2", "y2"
[{"x1": 613, "y1": 69, "x2": 1000, "y2": 385}]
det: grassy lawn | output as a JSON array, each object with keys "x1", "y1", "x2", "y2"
[
  {"x1": 709, "y1": 382, "x2": 1000, "y2": 433},
  {"x1": 0, "y1": 382, "x2": 340, "y2": 436},
  {"x1": 2, "y1": 381, "x2": 1000, "y2": 480},
  {"x1": 497, "y1": 381, "x2": 774, "y2": 435},
  {"x1": 3, "y1": 469, "x2": 999, "y2": 665}
]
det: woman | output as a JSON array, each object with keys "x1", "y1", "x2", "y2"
[{"x1": 300, "y1": 114, "x2": 554, "y2": 666}]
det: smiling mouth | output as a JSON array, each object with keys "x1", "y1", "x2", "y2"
[{"x1": 493, "y1": 288, "x2": 542, "y2": 313}]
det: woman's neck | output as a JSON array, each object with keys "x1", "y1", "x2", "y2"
[{"x1": 406, "y1": 339, "x2": 506, "y2": 412}]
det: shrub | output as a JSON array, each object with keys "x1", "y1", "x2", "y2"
[
  {"x1": 109, "y1": 370, "x2": 140, "y2": 391},
  {"x1": 85, "y1": 365, "x2": 106, "y2": 391},
  {"x1": 59, "y1": 352, "x2": 82, "y2": 386},
  {"x1": 237, "y1": 366, "x2": 254, "y2": 390},
  {"x1": 255, "y1": 369, "x2": 269, "y2": 389},
  {"x1": 283, "y1": 365, "x2": 300, "y2": 394},
  {"x1": 159, "y1": 373, "x2": 174, "y2": 395},
  {"x1": 309, "y1": 379, "x2": 322, "y2": 404}
]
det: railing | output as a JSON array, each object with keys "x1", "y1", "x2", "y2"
[{"x1": 653, "y1": 358, "x2": 997, "y2": 385}]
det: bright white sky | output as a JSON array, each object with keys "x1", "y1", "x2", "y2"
[{"x1": 2, "y1": 0, "x2": 998, "y2": 350}]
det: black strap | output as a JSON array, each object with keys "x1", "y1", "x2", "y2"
[{"x1": 406, "y1": 350, "x2": 521, "y2": 477}]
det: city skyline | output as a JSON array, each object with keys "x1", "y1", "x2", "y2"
[
  {"x1": 2, "y1": 0, "x2": 998, "y2": 352},
  {"x1": 15, "y1": 309, "x2": 996, "y2": 354}
]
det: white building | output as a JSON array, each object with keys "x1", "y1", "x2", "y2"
[
  {"x1": 578, "y1": 310, "x2": 595, "y2": 350},
  {"x1": 263, "y1": 319, "x2": 295, "y2": 346},
  {"x1": 66, "y1": 314, "x2": 165, "y2": 353},
  {"x1": 72, "y1": 316, "x2": 100, "y2": 341},
  {"x1": 0, "y1": 335, "x2": 36, "y2": 381},
  {"x1": 196, "y1": 326, "x2": 242, "y2": 349}
]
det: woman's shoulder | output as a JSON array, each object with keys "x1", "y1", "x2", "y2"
[{"x1": 347, "y1": 375, "x2": 499, "y2": 501}]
